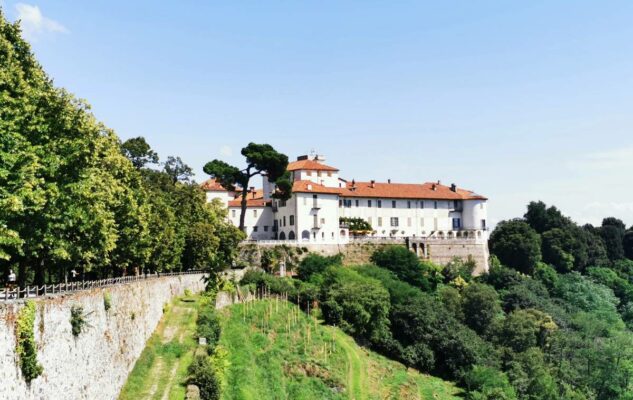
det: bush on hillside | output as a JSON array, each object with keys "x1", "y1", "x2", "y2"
[
  {"x1": 321, "y1": 267, "x2": 391, "y2": 346},
  {"x1": 197, "y1": 307, "x2": 221, "y2": 351},
  {"x1": 188, "y1": 354, "x2": 220, "y2": 400},
  {"x1": 297, "y1": 253, "x2": 341, "y2": 281},
  {"x1": 370, "y1": 246, "x2": 433, "y2": 290}
]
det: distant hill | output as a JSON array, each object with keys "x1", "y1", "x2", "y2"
[{"x1": 218, "y1": 299, "x2": 461, "y2": 400}]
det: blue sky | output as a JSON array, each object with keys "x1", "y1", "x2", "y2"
[{"x1": 3, "y1": 1, "x2": 633, "y2": 226}]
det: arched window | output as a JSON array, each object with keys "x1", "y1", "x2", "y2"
[
  {"x1": 288, "y1": 231, "x2": 296, "y2": 240},
  {"x1": 301, "y1": 230, "x2": 310, "y2": 240},
  {"x1": 340, "y1": 230, "x2": 347, "y2": 237},
  {"x1": 279, "y1": 231, "x2": 286, "y2": 240}
]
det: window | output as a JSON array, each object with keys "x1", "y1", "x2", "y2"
[
  {"x1": 290, "y1": 215, "x2": 295, "y2": 226},
  {"x1": 327, "y1": 172, "x2": 332, "y2": 177},
  {"x1": 452, "y1": 218, "x2": 461, "y2": 229},
  {"x1": 392, "y1": 200, "x2": 397, "y2": 208},
  {"x1": 407, "y1": 201, "x2": 411, "y2": 209},
  {"x1": 253, "y1": 209, "x2": 258, "y2": 218},
  {"x1": 280, "y1": 199, "x2": 287, "y2": 207},
  {"x1": 307, "y1": 171, "x2": 312, "y2": 176},
  {"x1": 420, "y1": 201, "x2": 424, "y2": 209},
  {"x1": 339, "y1": 199, "x2": 343, "y2": 207},
  {"x1": 231, "y1": 210, "x2": 236, "y2": 218},
  {"x1": 407, "y1": 217, "x2": 412, "y2": 227},
  {"x1": 321, "y1": 232, "x2": 325, "y2": 239},
  {"x1": 434, "y1": 201, "x2": 438, "y2": 209},
  {"x1": 320, "y1": 218, "x2": 326, "y2": 225},
  {"x1": 377, "y1": 200, "x2": 382, "y2": 208},
  {"x1": 482, "y1": 219, "x2": 487, "y2": 229},
  {"x1": 264, "y1": 226, "x2": 269, "y2": 232},
  {"x1": 283, "y1": 216, "x2": 286, "y2": 227},
  {"x1": 355, "y1": 199, "x2": 359, "y2": 207},
  {"x1": 368, "y1": 200, "x2": 372, "y2": 207},
  {"x1": 378, "y1": 217, "x2": 383, "y2": 227},
  {"x1": 390, "y1": 217, "x2": 399, "y2": 227},
  {"x1": 317, "y1": 171, "x2": 322, "y2": 177},
  {"x1": 253, "y1": 226, "x2": 258, "y2": 232}
]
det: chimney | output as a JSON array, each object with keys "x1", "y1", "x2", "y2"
[
  {"x1": 250, "y1": 186, "x2": 255, "y2": 198},
  {"x1": 450, "y1": 183, "x2": 457, "y2": 192},
  {"x1": 388, "y1": 179, "x2": 391, "y2": 184},
  {"x1": 370, "y1": 180, "x2": 375, "y2": 188},
  {"x1": 432, "y1": 184, "x2": 437, "y2": 191},
  {"x1": 352, "y1": 179, "x2": 356, "y2": 188}
]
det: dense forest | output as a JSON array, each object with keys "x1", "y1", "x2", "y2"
[
  {"x1": 242, "y1": 204, "x2": 633, "y2": 399},
  {"x1": 0, "y1": 12, "x2": 243, "y2": 285}
]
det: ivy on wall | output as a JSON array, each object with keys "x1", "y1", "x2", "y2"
[{"x1": 16, "y1": 301, "x2": 43, "y2": 382}]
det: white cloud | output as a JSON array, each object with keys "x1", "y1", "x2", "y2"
[
  {"x1": 219, "y1": 145, "x2": 233, "y2": 157},
  {"x1": 15, "y1": 3, "x2": 68, "y2": 40}
]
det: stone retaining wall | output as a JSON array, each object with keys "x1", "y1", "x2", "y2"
[{"x1": 0, "y1": 273, "x2": 206, "y2": 400}]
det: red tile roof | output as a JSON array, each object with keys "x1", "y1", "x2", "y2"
[
  {"x1": 292, "y1": 180, "x2": 344, "y2": 195},
  {"x1": 200, "y1": 178, "x2": 228, "y2": 191},
  {"x1": 228, "y1": 189, "x2": 271, "y2": 207},
  {"x1": 340, "y1": 181, "x2": 487, "y2": 200},
  {"x1": 287, "y1": 159, "x2": 339, "y2": 172}
]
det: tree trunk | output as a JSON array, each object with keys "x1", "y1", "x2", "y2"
[{"x1": 239, "y1": 188, "x2": 248, "y2": 232}]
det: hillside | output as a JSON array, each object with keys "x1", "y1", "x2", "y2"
[{"x1": 218, "y1": 299, "x2": 461, "y2": 400}]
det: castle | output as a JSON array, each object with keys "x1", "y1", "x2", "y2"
[{"x1": 202, "y1": 154, "x2": 490, "y2": 272}]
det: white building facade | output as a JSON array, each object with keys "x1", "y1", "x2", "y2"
[{"x1": 202, "y1": 154, "x2": 488, "y2": 244}]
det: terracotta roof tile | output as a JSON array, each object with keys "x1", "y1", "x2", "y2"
[
  {"x1": 340, "y1": 181, "x2": 487, "y2": 200},
  {"x1": 200, "y1": 178, "x2": 228, "y2": 191},
  {"x1": 292, "y1": 180, "x2": 344, "y2": 195},
  {"x1": 287, "y1": 159, "x2": 339, "y2": 172}
]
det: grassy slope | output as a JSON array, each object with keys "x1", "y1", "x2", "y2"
[
  {"x1": 119, "y1": 296, "x2": 199, "y2": 400},
  {"x1": 219, "y1": 299, "x2": 462, "y2": 400}
]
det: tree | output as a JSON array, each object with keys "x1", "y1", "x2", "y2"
[
  {"x1": 524, "y1": 201, "x2": 570, "y2": 233},
  {"x1": 163, "y1": 156, "x2": 193, "y2": 184},
  {"x1": 601, "y1": 218, "x2": 626, "y2": 261},
  {"x1": 462, "y1": 283, "x2": 502, "y2": 335},
  {"x1": 297, "y1": 253, "x2": 341, "y2": 281},
  {"x1": 624, "y1": 230, "x2": 633, "y2": 260},
  {"x1": 203, "y1": 143, "x2": 291, "y2": 231},
  {"x1": 321, "y1": 267, "x2": 391, "y2": 345},
  {"x1": 370, "y1": 246, "x2": 433, "y2": 290},
  {"x1": 120, "y1": 137, "x2": 158, "y2": 169},
  {"x1": 489, "y1": 220, "x2": 541, "y2": 274}
]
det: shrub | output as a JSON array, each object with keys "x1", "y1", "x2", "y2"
[
  {"x1": 197, "y1": 306, "x2": 221, "y2": 351},
  {"x1": 188, "y1": 354, "x2": 221, "y2": 400},
  {"x1": 103, "y1": 292, "x2": 112, "y2": 312},
  {"x1": 16, "y1": 301, "x2": 43, "y2": 382},
  {"x1": 464, "y1": 366, "x2": 517, "y2": 400},
  {"x1": 297, "y1": 253, "x2": 341, "y2": 281},
  {"x1": 70, "y1": 305, "x2": 89, "y2": 336}
]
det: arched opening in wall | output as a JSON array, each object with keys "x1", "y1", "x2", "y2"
[
  {"x1": 456, "y1": 231, "x2": 462, "y2": 238},
  {"x1": 477, "y1": 231, "x2": 482, "y2": 238},
  {"x1": 288, "y1": 231, "x2": 296, "y2": 240},
  {"x1": 279, "y1": 231, "x2": 286, "y2": 240},
  {"x1": 438, "y1": 231, "x2": 445, "y2": 238},
  {"x1": 412, "y1": 243, "x2": 418, "y2": 255},
  {"x1": 302, "y1": 230, "x2": 310, "y2": 240},
  {"x1": 340, "y1": 230, "x2": 346, "y2": 237},
  {"x1": 448, "y1": 231, "x2": 454, "y2": 239}
]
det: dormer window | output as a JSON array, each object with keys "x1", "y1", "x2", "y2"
[{"x1": 307, "y1": 171, "x2": 312, "y2": 176}]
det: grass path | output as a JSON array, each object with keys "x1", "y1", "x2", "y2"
[
  {"x1": 119, "y1": 297, "x2": 198, "y2": 400},
  {"x1": 329, "y1": 327, "x2": 367, "y2": 400}
]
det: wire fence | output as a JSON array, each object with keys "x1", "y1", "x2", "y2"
[{"x1": 0, "y1": 270, "x2": 205, "y2": 301}]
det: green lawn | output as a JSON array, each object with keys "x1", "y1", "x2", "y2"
[
  {"x1": 219, "y1": 299, "x2": 462, "y2": 400},
  {"x1": 119, "y1": 296, "x2": 200, "y2": 400}
]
